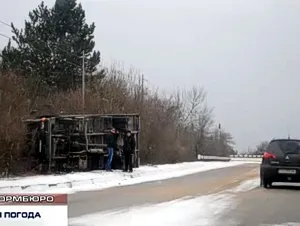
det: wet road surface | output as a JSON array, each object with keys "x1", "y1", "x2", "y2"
[
  {"x1": 221, "y1": 183, "x2": 300, "y2": 226},
  {"x1": 68, "y1": 164, "x2": 258, "y2": 218},
  {"x1": 68, "y1": 163, "x2": 300, "y2": 225}
]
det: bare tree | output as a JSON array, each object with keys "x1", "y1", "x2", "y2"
[
  {"x1": 169, "y1": 87, "x2": 214, "y2": 159},
  {"x1": 201, "y1": 127, "x2": 236, "y2": 156},
  {"x1": 0, "y1": 64, "x2": 238, "y2": 176},
  {"x1": 254, "y1": 141, "x2": 269, "y2": 154}
]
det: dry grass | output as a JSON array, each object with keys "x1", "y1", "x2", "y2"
[
  {"x1": 0, "y1": 65, "x2": 235, "y2": 176},
  {"x1": 0, "y1": 73, "x2": 31, "y2": 176}
]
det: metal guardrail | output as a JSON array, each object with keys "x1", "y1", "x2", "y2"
[
  {"x1": 230, "y1": 154, "x2": 263, "y2": 158},
  {"x1": 197, "y1": 155, "x2": 231, "y2": 161},
  {"x1": 197, "y1": 154, "x2": 262, "y2": 162}
]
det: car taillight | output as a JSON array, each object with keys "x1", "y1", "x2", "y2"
[{"x1": 263, "y1": 152, "x2": 276, "y2": 159}]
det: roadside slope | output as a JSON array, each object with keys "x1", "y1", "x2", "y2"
[
  {"x1": 69, "y1": 163, "x2": 259, "y2": 217},
  {"x1": 0, "y1": 161, "x2": 251, "y2": 194}
]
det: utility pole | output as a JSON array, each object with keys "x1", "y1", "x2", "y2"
[
  {"x1": 217, "y1": 123, "x2": 221, "y2": 155},
  {"x1": 82, "y1": 51, "x2": 85, "y2": 112},
  {"x1": 81, "y1": 51, "x2": 88, "y2": 151},
  {"x1": 141, "y1": 74, "x2": 144, "y2": 105}
]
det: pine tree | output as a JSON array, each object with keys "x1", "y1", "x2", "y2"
[{"x1": 1, "y1": 0, "x2": 101, "y2": 90}]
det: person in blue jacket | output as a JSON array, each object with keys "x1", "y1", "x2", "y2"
[{"x1": 106, "y1": 128, "x2": 117, "y2": 171}]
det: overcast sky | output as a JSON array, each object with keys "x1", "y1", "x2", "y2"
[{"x1": 1, "y1": 0, "x2": 300, "y2": 152}]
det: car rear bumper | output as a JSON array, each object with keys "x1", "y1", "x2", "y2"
[{"x1": 261, "y1": 165, "x2": 300, "y2": 182}]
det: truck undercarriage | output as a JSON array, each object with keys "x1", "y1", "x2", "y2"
[{"x1": 24, "y1": 114, "x2": 140, "y2": 173}]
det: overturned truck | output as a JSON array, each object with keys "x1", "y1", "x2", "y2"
[{"x1": 24, "y1": 114, "x2": 140, "y2": 173}]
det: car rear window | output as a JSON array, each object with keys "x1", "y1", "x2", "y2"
[{"x1": 268, "y1": 140, "x2": 300, "y2": 154}]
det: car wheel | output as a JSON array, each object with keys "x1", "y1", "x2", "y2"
[{"x1": 261, "y1": 176, "x2": 269, "y2": 189}]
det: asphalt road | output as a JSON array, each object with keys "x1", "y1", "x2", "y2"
[
  {"x1": 220, "y1": 182, "x2": 300, "y2": 226},
  {"x1": 68, "y1": 163, "x2": 259, "y2": 218},
  {"x1": 68, "y1": 163, "x2": 300, "y2": 225}
]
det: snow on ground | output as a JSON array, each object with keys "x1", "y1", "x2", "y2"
[
  {"x1": 261, "y1": 224, "x2": 300, "y2": 226},
  {"x1": 0, "y1": 161, "x2": 255, "y2": 194},
  {"x1": 229, "y1": 178, "x2": 260, "y2": 193},
  {"x1": 68, "y1": 177, "x2": 260, "y2": 226},
  {"x1": 68, "y1": 193, "x2": 237, "y2": 226}
]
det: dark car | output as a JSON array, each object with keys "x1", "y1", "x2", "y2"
[{"x1": 260, "y1": 139, "x2": 300, "y2": 188}]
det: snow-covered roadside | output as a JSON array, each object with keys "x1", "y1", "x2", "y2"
[
  {"x1": 0, "y1": 161, "x2": 255, "y2": 194},
  {"x1": 229, "y1": 178, "x2": 260, "y2": 193},
  {"x1": 69, "y1": 193, "x2": 237, "y2": 226},
  {"x1": 261, "y1": 224, "x2": 300, "y2": 226},
  {"x1": 69, "y1": 178, "x2": 260, "y2": 226}
]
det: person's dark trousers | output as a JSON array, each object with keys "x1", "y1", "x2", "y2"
[{"x1": 124, "y1": 151, "x2": 133, "y2": 172}]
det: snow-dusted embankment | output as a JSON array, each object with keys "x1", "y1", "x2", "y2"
[
  {"x1": 69, "y1": 178, "x2": 260, "y2": 226},
  {"x1": 0, "y1": 161, "x2": 251, "y2": 194},
  {"x1": 69, "y1": 193, "x2": 236, "y2": 226}
]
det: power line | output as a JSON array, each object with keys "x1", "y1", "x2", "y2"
[
  {"x1": 0, "y1": 33, "x2": 10, "y2": 39},
  {"x1": 0, "y1": 31, "x2": 80, "y2": 67},
  {"x1": 0, "y1": 19, "x2": 98, "y2": 65},
  {"x1": 0, "y1": 19, "x2": 81, "y2": 58},
  {"x1": 0, "y1": 19, "x2": 93, "y2": 107},
  {"x1": 0, "y1": 30, "x2": 86, "y2": 105},
  {"x1": 0, "y1": 20, "x2": 10, "y2": 27}
]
